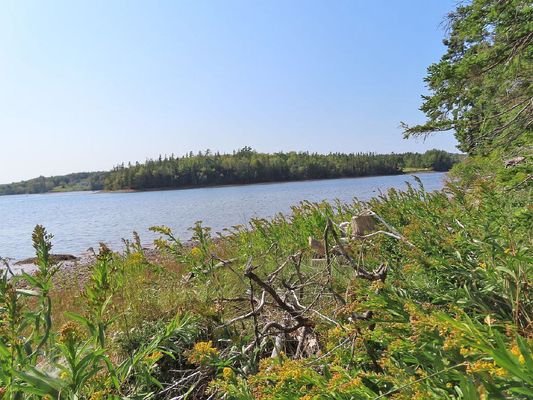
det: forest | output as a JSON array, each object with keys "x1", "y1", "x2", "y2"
[
  {"x1": 0, "y1": 149, "x2": 459, "y2": 195},
  {"x1": 0, "y1": 0, "x2": 531, "y2": 399},
  {"x1": 103, "y1": 148, "x2": 459, "y2": 191},
  {"x1": 0, "y1": 172, "x2": 107, "y2": 196}
]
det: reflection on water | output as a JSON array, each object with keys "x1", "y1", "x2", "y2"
[{"x1": 0, "y1": 172, "x2": 446, "y2": 261}]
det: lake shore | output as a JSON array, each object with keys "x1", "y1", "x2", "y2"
[
  {"x1": 1, "y1": 169, "x2": 443, "y2": 197},
  {"x1": 0, "y1": 172, "x2": 447, "y2": 261},
  {"x1": 98, "y1": 171, "x2": 421, "y2": 194}
]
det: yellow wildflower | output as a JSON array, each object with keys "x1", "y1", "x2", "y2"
[
  {"x1": 327, "y1": 372, "x2": 344, "y2": 390},
  {"x1": 89, "y1": 391, "x2": 107, "y2": 400},
  {"x1": 188, "y1": 341, "x2": 219, "y2": 366},
  {"x1": 222, "y1": 367, "x2": 234, "y2": 381},
  {"x1": 259, "y1": 357, "x2": 274, "y2": 372},
  {"x1": 460, "y1": 346, "x2": 474, "y2": 356},
  {"x1": 190, "y1": 247, "x2": 203, "y2": 259},
  {"x1": 144, "y1": 351, "x2": 163, "y2": 365},
  {"x1": 58, "y1": 321, "x2": 84, "y2": 344},
  {"x1": 466, "y1": 359, "x2": 506, "y2": 377},
  {"x1": 510, "y1": 344, "x2": 525, "y2": 364}
]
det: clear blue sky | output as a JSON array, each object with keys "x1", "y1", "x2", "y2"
[{"x1": 0, "y1": 0, "x2": 459, "y2": 184}]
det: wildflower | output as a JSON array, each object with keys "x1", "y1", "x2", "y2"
[
  {"x1": 89, "y1": 391, "x2": 107, "y2": 400},
  {"x1": 154, "y1": 238, "x2": 168, "y2": 249},
  {"x1": 466, "y1": 359, "x2": 489, "y2": 373},
  {"x1": 144, "y1": 351, "x2": 163, "y2": 365},
  {"x1": 259, "y1": 357, "x2": 274, "y2": 372},
  {"x1": 188, "y1": 341, "x2": 219, "y2": 366},
  {"x1": 222, "y1": 367, "x2": 235, "y2": 381},
  {"x1": 340, "y1": 376, "x2": 362, "y2": 391},
  {"x1": 466, "y1": 359, "x2": 504, "y2": 376},
  {"x1": 327, "y1": 373, "x2": 344, "y2": 390},
  {"x1": 370, "y1": 280, "x2": 385, "y2": 291},
  {"x1": 510, "y1": 344, "x2": 525, "y2": 364},
  {"x1": 460, "y1": 346, "x2": 474, "y2": 356},
  {"x1": 190, "y1": 247, "x2": 203, "y2": 259},
  {"x1": 127, "y1": 251, "x2": 144, "y2": 265},
  {"x1": 156, "y1": 226, "x2": 172, "y2": 235},
  {"x1": 58, "y1": 321, "x2": 84, "y2": 344},
  {"x1": 412, "y1": 390, "x2": 430, "y2": 400},
  {"x1": 443, "y1": 329, "x2": 463, "y2": 350},
  {"x1": 277, "y1": 359, "x2": 304, "y2": 382}
]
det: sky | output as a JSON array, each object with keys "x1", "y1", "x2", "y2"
[{"x1": 0, "y1": 0, "x2": 459, "y2": 184}]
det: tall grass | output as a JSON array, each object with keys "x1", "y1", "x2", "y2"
[{"x1": 1, "y1": 160, "x2": 531, "y2": 399}]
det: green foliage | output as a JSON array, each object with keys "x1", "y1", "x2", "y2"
[
  {"x1": 1, "y1": 159, "x2": 531, "y2": 398},
  {"x1": 0, "y1": 149, "x2": 461, "y2": 196},
  {"x1": 1, "y1": 2, "x2": 531, "y2": 398},
  {"x1": 103, "y1": 149, "x2": 459, "y2": 191},
  {"x1": 403, "y1": 0, "x2": 532, "y2": 155},
  {"x1": 0, "y1": 171, "x2": 107, "y2": 195}
]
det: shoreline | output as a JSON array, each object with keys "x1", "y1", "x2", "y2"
[
  {"x1": 8, "y1": 245, "x2": 164, "y2": 278},
  {"x1": 1, "y1": 171, "x2": 447, "y2": 265},
  {"x1": 1, "y1": 169, "x2": 442, "y2": 197},
  {"x1": 100, "y1": 170, "x2": 441, "y2": 194}
]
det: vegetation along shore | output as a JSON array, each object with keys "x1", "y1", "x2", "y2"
[
  {"x1": 0, "y1": 149, "x2": 460, "y2": 196},
  {"x1": 0, "y1": 0, "x2": 531, "y2": 399}
]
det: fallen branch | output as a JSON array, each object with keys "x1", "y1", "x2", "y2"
[
  {"x1": 327, "y1": 219, "x2": 389, "y2": 282},
  {"x1": 356, "y1": 210, "x2": 415, "y2": 248},
  {"x1": 221, "y1": 291, "x2": 267, "y2": 328}
]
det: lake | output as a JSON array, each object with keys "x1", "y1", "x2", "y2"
[{"x1": 0, "y1": 172, "x2": 446, "y2": 261}]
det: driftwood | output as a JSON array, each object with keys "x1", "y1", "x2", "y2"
[
  {"x1": 215, "y1": 209, "x2": 416, "y2": 366},
  {"x1": 504, "y1": 156, "x2": 525, "y2": 167},
  {"x1": 351, "y1": 211, "x2": 376, "y2": 236},
  {"x1": 15, "y1": 254, "x2": 78, "y2": 266},
  {"x1": 308, "y1": 236, "x2": 326, "y2": 258},
  {"x1": 159, "y1": 208, "x2": 422, "y2": 397}
]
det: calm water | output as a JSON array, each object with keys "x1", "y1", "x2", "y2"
[{"x1": 0, "y1": 172, "x2": 445, "y2": 261}]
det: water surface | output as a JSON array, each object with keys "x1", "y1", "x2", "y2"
[{"x1": 0, "y1": 172, "x2": 445, "y2": 261}]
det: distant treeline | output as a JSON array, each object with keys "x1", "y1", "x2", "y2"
[
  {"x1": 0, "y1": 148, "x2": 462, "y2": 195},
  {"x1": 104, "y1": 148, "x2": 460, "y2": 191},
  {"x1": 0, "y1": 172, "x2": 108, "y2": 196}
]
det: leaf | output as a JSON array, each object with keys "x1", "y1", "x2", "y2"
[
  {"x1": 14, "y1": 367, "x2": 66, "y2": 397},
  {"x1": 65, "y1": 311, "x2": 95, "y2": 331},
  {"x1": 17, "y1": 273, "x2": 41, "y2": 287},
  {"x1": 15, "y1": 289, "x2": 41, "y2": 297},
  {"x1": 458, "y1": 376, "x2": 479, "y2": 400},
  {"x1": 509, "y1": 386, "x2": 533, "y2": 397},
  {"x1": 516, "y1": 335, "x2": 533, "y2": 372}
]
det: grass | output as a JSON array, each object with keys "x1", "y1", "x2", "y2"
[
  {"x1": 1, "y1": 156, "x2": 531, "y2": 399},
  {"x1": 401, "y1": 167, "x2": 433, "y2": 173}
]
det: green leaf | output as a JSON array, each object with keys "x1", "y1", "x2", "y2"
[
  {"x1": 14, "y1": 367, "x2": 67, "y2": 397},
  {"x1": 15, "y1": 288, "x2": 41, "y2": 297}
]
